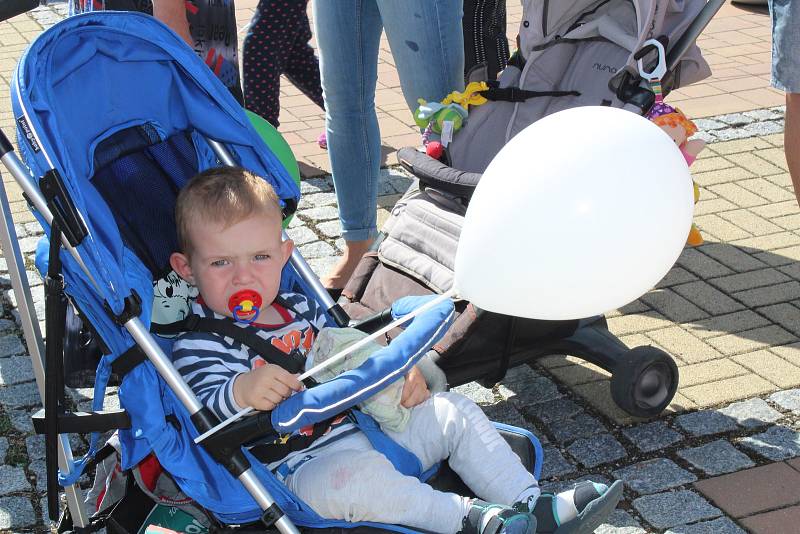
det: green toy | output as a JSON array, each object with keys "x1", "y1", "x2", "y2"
[
  {"x1": 413, "y1": 99, "x2": 468, "y2": 135},
  {"x1": 245, "y1": 109, "x2": 301, "y2": 227}
]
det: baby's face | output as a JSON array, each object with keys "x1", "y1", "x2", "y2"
[{"x1": 184, "y1": 211, "x2": 291, "y2": 318}]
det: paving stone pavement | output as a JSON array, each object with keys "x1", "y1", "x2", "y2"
[{"x1": 1, "y1": 1, "x2": 800, "y2": 533}]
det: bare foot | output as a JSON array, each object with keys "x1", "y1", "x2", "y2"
[{"x1": 321, "y1": 239, "x2": 373, "y2": 289}]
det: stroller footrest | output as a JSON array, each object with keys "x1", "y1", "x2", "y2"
[{"x1": 32, "y1": 408, "x2": 131, "y2": 434}]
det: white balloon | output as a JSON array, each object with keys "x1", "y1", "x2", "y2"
[{"x1": 454, "y1": 106, "x2": 694, "y2": 320}]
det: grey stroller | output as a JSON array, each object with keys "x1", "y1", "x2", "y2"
[{"x1": 341, "y1": 0, "x2": 725, "y2": 419}]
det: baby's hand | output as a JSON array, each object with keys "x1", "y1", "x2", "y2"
[{"x1": 233, "y1": 363, "x2": 303, "y2": 411}]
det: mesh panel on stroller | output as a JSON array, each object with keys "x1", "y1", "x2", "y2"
[
  {"x1": 341, "y1": 0, "x2": 724, "y2": 419},
  {"x1": 0, "y1": 12, "x2": 547, "y2": 533}
]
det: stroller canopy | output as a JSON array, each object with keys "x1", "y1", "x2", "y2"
[{"x1": 12, "y1": 12, "x2": 300, "y2": 356}]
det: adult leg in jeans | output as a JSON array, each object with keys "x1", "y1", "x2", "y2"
[
  {"x1": 313, "y1": 0, "x2": 464, "y2": 290},
  {"x1": 769, "y1": 0, "x2": 800, "y2": 206}
]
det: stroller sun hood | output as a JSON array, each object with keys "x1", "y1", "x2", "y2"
[{"x1": 13, "y1": 12, "x2": 299, "y2": 324}]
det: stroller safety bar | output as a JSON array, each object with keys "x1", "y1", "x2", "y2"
[{"x1": 197, "y1": 289, "x2": 457, "y2": 442}]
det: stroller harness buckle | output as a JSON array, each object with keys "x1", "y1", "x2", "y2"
[{"x1": 103, "y1": 289, "x2": 142, "y2": 325}]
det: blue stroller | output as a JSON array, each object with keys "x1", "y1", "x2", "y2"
[{"x1": 0, "y1": 11, "x2": 550, "y2": 533}]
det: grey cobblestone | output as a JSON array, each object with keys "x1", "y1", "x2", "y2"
[
  {"x1": 713, "y1": 128, "x2": 761, "y2": 142},
  {"x1": 694, "y1": 118, "x2": 727, "y2": 131},
  {"x1": 549, "y1": 413, "x2": 607, "y2": 444},
  {"x1": 715, "y1": 113, "x2": 756, "y2": 126},
  {"x1": 0, "y1": 334, "x2": 25, "y2": 358},
  {"x1": 285, "y1": 225, "x2": 318, "y2": 246},
  {"x1": 677, "y1": 439, "x2": 755, "y2": 476},
  {"x1": 595, "y1": 510, "x2": 647, "y2": 534},
  {"x1": 297, "y1": 241, "x2": 336, "y2": 259},
  {"x1": 769, "y1": 388, "x2": 800, "y2": 413},
  {"x1": 299, "y1": 177, "x2": 333, "y2": 194},
  {"x1": 539, "y1": 446, "x2": 576, "y2": 479},
  {"x1": 480, "y1": 402, "x2": 547, "y2": 443},
  {"x1": 316, "y1": 220, "x2": 343, "y2": 239},
  {"x1": 522, "y1": 397, "x2": 582, "y2": 424},
  {"x1": 0, "y1": 496, "x2": 37, "y2": 529},
  {"x1": 717, "y1": 398, "x2": 783, "y2": 428},
  {"x1": 0, "y1": 437, "x2": 7, "y2": 464},
  {"x1": 742, "y1": 120, "x2": 784, "y2": 137},
  {"x1": 621, "y1": 421, "x2": 683, "y2": 452},
  {"x1": 0, "y1": 355, "x2": 33, "y2": 385},
  {"x1": 300, "y1": 205, "x2": 339, "y2": 221},
  {"x1": 739, "y1": 425, "x2": 800, "y2": 460},
  {"x1": 612, "y1": 458, "x2": 696, "y2": 495},
  {"x1": 297, "y1": 192, "x2": 337, "y2": 209},
  {"x1": 0, "y1": 381, "x2": 41, "y2": 408},
  {"x1": 0, "y1": 465, "x2": 30, "y2": 495},
  {"x1": 632, "y1": 490, "x2": 721, "y2": 530},
  {"x1": 499, "y1": 364, "x2": 541, "y2": 387},
  {"x1": 743, "y1": 108, "x2": 784, "y2": 121},
  {"x1": 0, "y1": 319, "x2": 16, "y2": 333},
  {"x1": 9, "y1": 409, "x2": 34, "y2": 433},
  {"x1": 452, "y1": 382, "x2": 494, "y2": 405},
  {"x1": 675, "y1": 410, "x2": 738, "y2": 436},
  {"x1": 29, "y1": 459, "x2": 46, "y2": 493},
  {"x1": 505, "y1": 376, "x2": 563, "y2": 406},
  {"x1": 566, "y1": 433, "x2": 626, "y2": 468}
]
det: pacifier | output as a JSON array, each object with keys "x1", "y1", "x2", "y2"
[{"x1": 228, "y1": 289, "x2": 263, "y2": 324}]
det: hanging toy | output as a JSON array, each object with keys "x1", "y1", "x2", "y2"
[
  {"x1": 441, "y1": 81, "x2": 490, "y2": 110},
  {"x1": 228, "y1": 289, "x2": 263, "y2": 324},
  {"x1": 646, "y1": 101, "x2": 706, "y2": 247}
]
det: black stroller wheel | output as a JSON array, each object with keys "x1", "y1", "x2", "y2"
[{"x1": 610, "y1": 346, "x2": 679, "y2": 418}]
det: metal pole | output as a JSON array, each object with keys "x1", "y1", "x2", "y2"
[
  {"x1": 0, "y1": 152, "x2": 89, "y2": 528},
  {"x1": 239, "y1": 471, "x2": 301, "y2": 534}
]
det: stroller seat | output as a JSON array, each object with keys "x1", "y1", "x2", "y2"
[
  {"x1": 341, "y1": 0, "x2": 726, "y2": 419},
  {"x1": 0, "y1": 11, "x2": 545, "y2": 533}
]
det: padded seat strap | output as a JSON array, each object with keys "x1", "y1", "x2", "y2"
[{"x1": 152, "y1": 315, "x2": 307, "y2": 374}]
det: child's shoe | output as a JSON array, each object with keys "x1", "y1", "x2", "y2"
[
  {"x1": 460, "y1": 499, "x2": 537, "y2": 534},
  {"x1": 515, "y1": 480, "x2": 623, "y2": 534}
]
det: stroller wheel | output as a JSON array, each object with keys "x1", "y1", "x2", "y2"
[{"x1": 610, "y1": 346, "x2": 679, "y2": 418}]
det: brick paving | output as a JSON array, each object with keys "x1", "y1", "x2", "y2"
[{"x1": 1, "y1": 0, "x2": 800, "y2": 532}]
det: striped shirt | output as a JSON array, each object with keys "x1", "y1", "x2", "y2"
[
  {"x1": 171, "y1": 292, "x2": 358, "y2": 469},
  {"x1": 171, "y1": 292, "x2": 328, "y2": 420}
]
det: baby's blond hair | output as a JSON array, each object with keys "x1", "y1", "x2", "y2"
[{"x1": 175, "y1": 167, "x2": 282, "y2": 256}]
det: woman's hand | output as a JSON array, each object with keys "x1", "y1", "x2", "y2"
[{"x1": 400, "y1": 366, "x2": 430, "y2": 408}]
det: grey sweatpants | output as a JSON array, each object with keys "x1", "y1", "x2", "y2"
[{"x1": 283, "y1": 391, "x2": 539, "y2": 533}]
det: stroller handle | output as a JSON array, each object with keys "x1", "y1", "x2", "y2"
[{"x1": 666, "y1": 0, "x2": 726, "y2": 71}]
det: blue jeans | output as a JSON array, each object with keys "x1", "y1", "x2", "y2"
[
  {"x1": 312, "y1": 0, "x2": 464, "y2": 241},
  {"x1": 769, "y1": 0, "x2": 800, "y2": 93}
]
